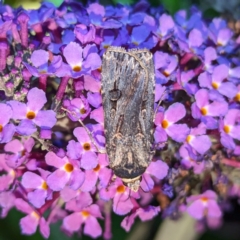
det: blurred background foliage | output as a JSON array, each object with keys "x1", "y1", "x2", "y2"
[{"x1": 1, "y1": 0, "x2": 240, "y2": 239}]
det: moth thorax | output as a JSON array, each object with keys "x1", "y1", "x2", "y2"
[{"x1": 121, "y1": 176, "x2": 141, "y2": 192}]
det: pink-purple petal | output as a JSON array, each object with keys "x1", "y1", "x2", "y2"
[
  {"x1": 39, "y1": 217, "x2": 50, "y2": 239},
  {"x1": 113, "y1": 197, "x2": 133, "y2": 215},
  {"x1": 63, "y1": 42, "x2": 83, "y2": 68},
  {"x1": 63, "y1": 212, "x2": 82, "y2": 232},
  {"x1": 20, "y1": 214, "x2": 39, "y2": 235},
  {"x1": 8, "y1": 100, "x2": 27, "y2": 119},
  {"x1": 80, "y1": 170, "x2": 98, "y2": 192},
  {"x1": 81, "y1": 151, "x2": 98, "y2": 170},
  {"x1": 47, "y1": 169, "x2": 69, "y2": 191},
  {"x1": 27, "y1": 87, "x2": 47, "y2": 111},
  {"x1": 154, "y1": 126, "x2": 168, "y2": 143},
  {"x1": 45, "y1": 152, "x2": 66, "y2": 168},
  {"x1": 0, "y1": 103, "x2": 12, "y2": 125},
  {"x1": 84, "y1": 216, "x2": 102, "y2": 238},
  {"x1": 28, "y1": 189, "x2": 47, "y2": 208},
  {"x1": 69, "y1": 169, "x2": 85, "y2": 190},
  {"x1": 146, "y1": 160, "x2": 169, "y2": 179},
  {"x1": 34, "y1": 110, "x2": 56, "y2": 128},
  {"x1": 166, "y1": 123, "x2": 190, "y2": 142},
  {"x1": 164, "y1": 103, "x2": 186, "y2": 123},
  {"x1": 190, "y1": 135, "x2": 211, "y2": 154},
  {"x1": 22, "y1": 171, "x2": 43, "y2": 188}
]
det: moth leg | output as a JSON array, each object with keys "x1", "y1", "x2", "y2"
[
  {"x1": 154, "y1": 89, "x2": 167, "y2": 120},
  {"x1": 61, "y1": 107, "x2": 106, "y2": 154}
]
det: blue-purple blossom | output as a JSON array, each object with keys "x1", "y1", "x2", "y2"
[{"x1": 0, "y1": 1, "x2": 239, "y2": 238}]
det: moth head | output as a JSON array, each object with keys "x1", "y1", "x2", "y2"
[{"x1": 121, "y1": 176, "x2": 141, "y2": 192}]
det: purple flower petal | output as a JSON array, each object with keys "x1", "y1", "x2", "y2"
[
  {"x1": 45, "y1": 152, "x2": 66, "y2": 168},
  {"x1": 154, "y1": 126, "x2": 168, "y2": 143},
  {"x1": 190, "y1": 135, "x2": 211, "y2": 154},
  {"x1": 0, "y1": 123, "x2": 15, "y2": 143},
  {"x1": 141, "y1": 173, "x2": 154, "y2": 192},
  {"x1": 34, "y1": 110, "x2": 56, "y2": 128},
  {"x1": 67, "y1": 140, "x2": 82, "y2": 159},
  {"x1": 84, "y1": 75, "x2": 101, "y2": 92},
  {"x1": 167, "y1": 123, "x2": 190, "y2": 142},
  {"x1": 207, "y1": 200, "x2": 222, "y2": 218},
  {"x1": 8, "y1": 100, "x2": 27, "y2": 119},
  {"x1": 87, "y1": 92, "x2": 102, "y2": 108},
  {"x1": 63, "y1": 42, "x2": 83, "y2": 68},
  {"x1": 22, "y1": 172, "x2": 42, "y2": 188},
  {"x1": 113, "y1": 197, "x2": 133, "y2": 215},
  {"x1": 20, "y1": 214, "x2": 39, "y2": 235},
  {"x1": 84, "y1": 53, "x2": 101, "y2": 70},
  {"x1": 81, "y1": 151, "x2": 98, "y2": 170},
  {"x1": 165, "y1": 103, "x2": 186, "y2": 123},
  {"x1": 69, "y1": 169, "x2": 85, "y2": 190},
  {"x1": 28, "y1": 189, "x2": 47, "y2": 208},
  {"x1": 63, "y1": 212, "x2": 83, "y2": 232},
  {"x1": 81, "y1": 170, "x2": 98, "y2": 192},
  {"x1": 31, "y1": 50, "x2": 49, "y2": 68},
  {"x1": 16, "y1": 120, "x2": 37, "y2": 135},
  {"x1": 189, "y1": 28, "x2": 203, "y2": 47},
  {"x1": 224, "y1": 109, "x2": 240, "y2": 125},
  {"x1": 146, "y1": 160, "x2": 169, "y2": 179},
  {"x1": 195, "y1": 89, "x2": 209, "y2": 108},
  {"x1": 15, "y1": 198, "x2": 32, "y2": 214},
  {"x1": 84, "y1": 216, "x2": 102, "y2": 238},
  {"x1": 138, "y1": 206, "x2": 160, "y2": 221},
  {"x1": 90, "y1": 107, "x2": 104, "y2": 124},
  {"x1": 121, "y1": 213, "x2": 137, "y2": 232},
  {"x1": 218, "y1": 82, "x2": 238, "y2": 98},
  {"x1": 47, "y1": 169, "x2": 69, "y2": 191},
  {"x1": 39, "y1": 217, "x2": 50, "y2": 239},
  {"x1": 27, "y1": 88, "x2": 47, "y2": 111},
  {"x1": 0, "y1": 103, "x2": 12, "y2": 125},
  {"x1": 187, "y1": 199, "x2": 205, "y2": 219}
]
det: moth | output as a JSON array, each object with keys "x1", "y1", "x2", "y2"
[{"x1": 101, "y1": 47, "x2": 155, "y2": 191}]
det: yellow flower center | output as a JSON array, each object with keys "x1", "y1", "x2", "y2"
[
  {"x1": 201, "y1": 197, "x2": 208, "y2": 203},
  {"x1": 80, "y1": 108, "x2": 86, "y2": 114},
  {"x1": 117, "y1": 185, "x2": 125, "y2": 193},
  {"x1": 41, "y1": 181, "x2": 48, "y2": 190},
  {"x1": 31, "y1": 211, "x2": 40, "y2": 220},
  {"x1": 211, "y1": 82, "x2": 219, "y2": 89},
  {"x1": 103, "y1": 45, "x2": 110, "y2": 49},
  {"x1": 200, "y1": 107, "x2": 208, "y2": 116},
  {"x1": 186, "y1": 135, "x2": 193, "y2": 143},
  {"x1": 81, "y1": 210, "x2": 90, "y2": 218},
  {"x1": 234, "y1": 93, "x2": 240, "y2": 102},
  {"x1": 72, "y1": 65, "x2": 81, "y2": 72},
  {"x1": 93, "y1": 164, "x2": 101, "y2": 172},
  {"x1": 133, "y1": 41, "x2": 139, "y2": 46},
  {"x1": 64, "y1": 163, "x2": 74, "y2": 173},
  {"x1": 223, "y1": 125, "x2": 231, "y2": 134},
  {"x1": 0, "y1": 124, "x2": 3, "y2": 132},
  {"x1": 161, "y1": 119, "x2": 169, "y2": 129},
  {"x1": 163, "y1": 71, "x2": 170, "y2": 77},
  {"x1": 26, "y1": 111, "x2": 36, "y2": 119},
  {"x1": 83, "y1": 143, "x2": 91, "y2": 151}
]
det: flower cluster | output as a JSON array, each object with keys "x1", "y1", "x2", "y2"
[{"x1": 0, "y1": 0, "x2": 240, "y2": 239}]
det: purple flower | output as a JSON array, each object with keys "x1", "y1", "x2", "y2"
[
  {"x1": 63, "y1": 204, "x2": 103, "y2": 238},
  {"x1": 179, "y1": 144, "x2": 205, "y2": 174},
  {"x1": 63, "y1": 96, "x2": 91, "y2": 122},
  {"x1": 80, "y1": 154, "x2": 112, "y2": 192},
  {"x1": 186, "y1": 123, "x2": 211, "y2": 155},
  {"x1": 74, "y1": 24, "x2": 96, "y2": 44},
  {"x1": 8, "y1": 88, "x2": 56, "y2": 135},
  {"x1": 141, "y1": 160, "x2": 169, "y2": 192},
  {"x1": 154, "y1": 103, "x2": 189, "y2": 143},
  {"x1": 154, "y1": 51, "x2": 178, "y2": 84},
  {"x1": 15, "y1": 198, "x2": 50, "y2": 238},
  {"x1": 57, "y1": 42, "x2": 101, "y2": 78},
  {"x1": 24, "y1": 50, "x2": 62, "y2": 77},
  {"x1": 99, "y1": 178, "x2": 135, "y2": 215},
  {"x1": 191, "y1": 89, "x2": 228, "y2": 129},
  {"x1": 67, "y1": 127, "x2": 98, "y2": 170},
  {"x1": 4, "y1": 137, "x2": 34, "y2": 168},
  {"x1": 187, "y1": 190, "x2": 222, "y2": 221},
  {"x1": 0, "y1": 103, "x2": 15, "y2": 143},
  {"x1": 45, "y1": 151, "x2": 85, "y2": 191},
  {"x1": 21, "y1": 170, "x2": 52, "y2": 208},
  {"x1": 121, "y1": 205, "x2": 160, "y2": 232},
  {"x1": 219, "y1": 109, "x2": 240, "y2": 150},
  {"x1": 198, "y1": 65, "x2": 237, "y2": 98},
  {"x1": 155, "y1": 13, "x2": 175, "y2": 40}
]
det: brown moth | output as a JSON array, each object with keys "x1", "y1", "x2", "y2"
[{"x1": 101, "y1": 47, "x2": 155, "y2": 191}]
